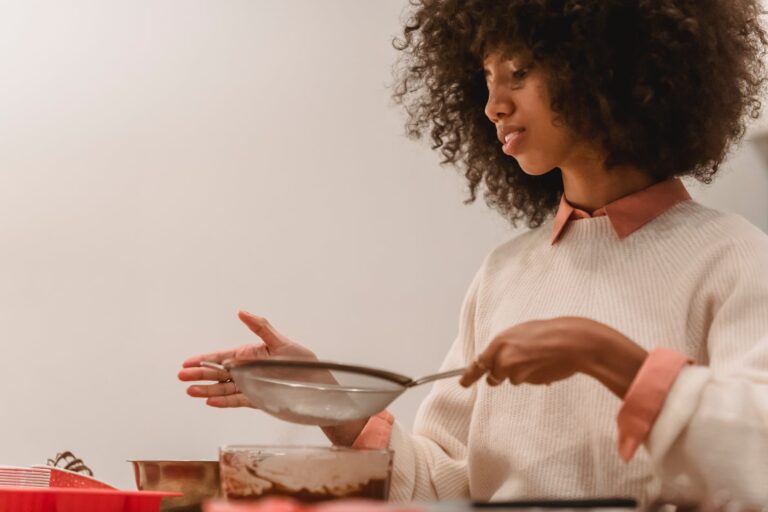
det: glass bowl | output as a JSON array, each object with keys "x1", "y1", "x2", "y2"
[{"x1": 218, "y1": 445, "x2": 392, "y2": 503}]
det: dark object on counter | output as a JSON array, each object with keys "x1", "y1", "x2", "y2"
[
  {"x1": 471, "y1": 497, "x2": 637, "y2": 509},
  {"x1": 46, "y1": 450, "x2": 93, "y2": 476}
]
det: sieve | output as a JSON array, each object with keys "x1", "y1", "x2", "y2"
[{"x1": 201, "y1": 358, "x2": 465, "y2": 426}]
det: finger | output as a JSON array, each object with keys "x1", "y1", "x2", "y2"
[
  {"x1": 183, "y1": 342, "x2": 272, "y2": 370},
  {"x1": 460, "y1": 339, "x2": 505, "y2": 387},
  {"x1": 178, "y1": 367, "x2": 231, "y2": 382},
  {"x1": 182, "y1": 347, "x2": 239, "y2": 368},
  {"x1": 459, "y1": 351, "x2": 498, "y2": 387},
  {"x1": 206, "y1": 394, "x2": 252, "y2": 408},
  {"x1": 187, "y1": 382, "x2": 238, "y2": 398},
  {"x1": 509, "y1": 364, "x2": 539, "y2": 385},
  {"x1": 238, "y1": 311, "x2": 287, "y2": 349},
  {"x1": 233, "y1": 343, "x2": 271, "y2": 361},
  {"x1": 517, "y1": 363, "x2": 569, "y2": 385},
  {"x1": 486, "y1": 373, "x2": 504, "y2": 386}
]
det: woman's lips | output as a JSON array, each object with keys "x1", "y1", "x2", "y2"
[{"x1": 502, "y1": 128, "x2": 526, "y2": 154}]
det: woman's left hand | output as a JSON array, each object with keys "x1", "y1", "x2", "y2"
[{"x1": 459, "y1": 317, "x2": 648, "y2": 399}]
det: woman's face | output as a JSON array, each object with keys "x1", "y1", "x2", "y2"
[{"x1": 483, "y1": 51, "x2": 584, "y2": 175}]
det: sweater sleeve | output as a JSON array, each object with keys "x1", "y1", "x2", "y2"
[
  {"x1": 386, "y1": 268, "x2": 482, "y2": 502},
  {"x1": 643, "y1": 233, "x2": 768, "y2": 506}
]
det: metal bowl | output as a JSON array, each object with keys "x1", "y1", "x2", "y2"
[{"x1": 129, "y1": 460, "x2": 219, "y2": 512}]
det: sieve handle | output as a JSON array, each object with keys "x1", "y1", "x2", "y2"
[{"x1": 409, "y1": 368, "x2": 465, "y2": 387}]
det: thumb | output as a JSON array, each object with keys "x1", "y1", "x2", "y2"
[
  {"x1": 459, "y1": 356, "x2": 489, "y2": 388},
  {"x1": 238, "y1": 310, "x2": 287, "y2": 348}
]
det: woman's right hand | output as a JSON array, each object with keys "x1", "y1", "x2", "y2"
[{"x1": 177, "y1": 310, "x2": 318, "y2": 408}]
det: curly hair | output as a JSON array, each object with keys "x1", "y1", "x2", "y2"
[{"x1": 392, "y1": 0, "x2": 768, "y2": 227}]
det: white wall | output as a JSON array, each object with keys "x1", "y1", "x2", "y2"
[{"x1": 0, "y1": 1, "x2": 765, "y2": 490}]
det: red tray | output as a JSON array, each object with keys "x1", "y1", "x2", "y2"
[{"x1": 0, "y1": 487, "x2": 181, "y2": 512}]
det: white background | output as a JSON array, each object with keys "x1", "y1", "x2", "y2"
[{"x1": 0, "y1": 1, "x2": 766, "y2": 489}]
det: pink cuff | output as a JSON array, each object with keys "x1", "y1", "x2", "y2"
[
  {"x1": 351, "y1": 410, "x2": 394, "y2": 450},
  {"x1": 616, "y1": 348, "x2": 693, "y2": 462}
]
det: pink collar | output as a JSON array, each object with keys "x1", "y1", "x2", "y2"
[{"x1": 551, "y1": 178, "x2": 691, "y2": 244}]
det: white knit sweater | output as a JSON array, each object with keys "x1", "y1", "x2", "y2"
[{"x1": 388, "y1": 200, "x2": 768, "y2": 506}]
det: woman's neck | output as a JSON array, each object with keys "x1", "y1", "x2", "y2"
[{"x1": 559, "y1": 149, "x2": 656, "y2": 212}]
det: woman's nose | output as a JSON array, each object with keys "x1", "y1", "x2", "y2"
[{"x1": 484, "y1": 85, "x2": 514, "y2": 124}]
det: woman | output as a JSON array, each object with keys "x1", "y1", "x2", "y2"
[{"x1": 179, "y1": 0, "x2": 768, "y2": 506}]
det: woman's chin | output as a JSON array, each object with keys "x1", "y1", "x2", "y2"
[{"x1": 517, "y1": 160, "x2": 557, "y2": 176}]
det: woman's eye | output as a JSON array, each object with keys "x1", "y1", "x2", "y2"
[{"x1": 512, "y1": 68, "x2": 529, "y2": 80}]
